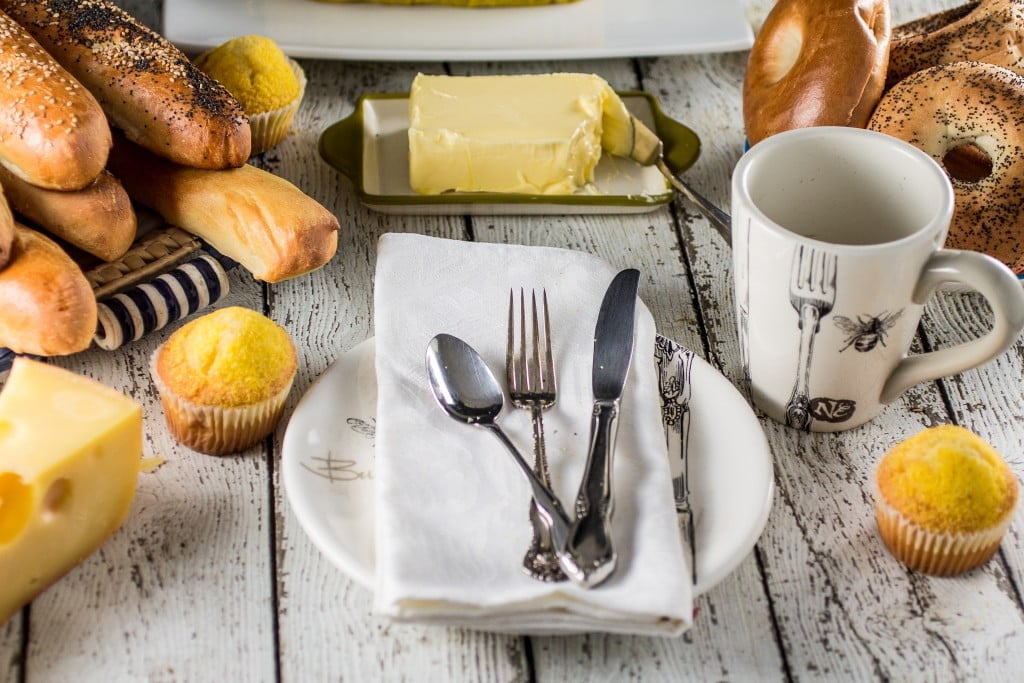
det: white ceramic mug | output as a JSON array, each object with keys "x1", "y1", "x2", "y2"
[{"x1": 731, "y1": 126, "x2": 1024, "y2": 432}]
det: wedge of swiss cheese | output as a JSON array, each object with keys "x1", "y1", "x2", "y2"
[{"x1": 0, "y1": 358, "x2": 142, "y2": 624}]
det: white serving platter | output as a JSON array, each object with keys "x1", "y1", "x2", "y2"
[{"x1": 163, "y1": 0, "x2": 753, "y2": 61}]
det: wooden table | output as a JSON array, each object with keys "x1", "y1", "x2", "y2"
[{"x1": 4, "y1": 0, "x2": 1022, "y2": 680}]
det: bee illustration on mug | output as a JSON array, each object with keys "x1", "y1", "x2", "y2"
[{"x1": 833, "y1": 309, "x2": 903, "y2": 352}]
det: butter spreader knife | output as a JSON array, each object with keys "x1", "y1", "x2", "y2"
[{"x1": 563, "y1": 268, "x2": 640, "y2": 588}]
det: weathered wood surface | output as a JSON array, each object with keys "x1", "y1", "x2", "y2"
[{"x1": 3, "y1": 0, "x2": 1022, "y2": 681}]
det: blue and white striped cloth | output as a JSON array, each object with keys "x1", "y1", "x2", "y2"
[{"x1": 1, "y1": 249, "x2": 234, "y2": 375}]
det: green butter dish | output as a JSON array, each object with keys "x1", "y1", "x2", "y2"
[{"x1": 318, "y1": 91, "x2": 700, "y2": 215}]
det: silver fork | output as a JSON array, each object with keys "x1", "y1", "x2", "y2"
[
  {"x1": 785, "y1": 246, "x2": 838, "y2": 430},
  {"x1": 507, "y1": 288, "x2": 566, "y2": 582}
]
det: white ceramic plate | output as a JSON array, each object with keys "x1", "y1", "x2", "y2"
[
  {"x1": 164, "y1": 0, "x2": 753, "y2": 62},
  {"x1": 318, "y1": 92, "x2": 700, "y2": 215},
  {"x1": 282, "y1": 336, "x2": 773, "y2": 596}
]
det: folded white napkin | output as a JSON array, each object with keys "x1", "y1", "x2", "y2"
[{"x1": 372, "y1": 233, "x2": 692, "y2": 636}]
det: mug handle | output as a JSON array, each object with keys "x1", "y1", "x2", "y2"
[{"x1": 880, "y1": 250, "x2": 1024, "y2": 404}]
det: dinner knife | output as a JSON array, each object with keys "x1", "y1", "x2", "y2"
[{"x1": 563, "y1": 268, "x2": 640, "y2": 588}]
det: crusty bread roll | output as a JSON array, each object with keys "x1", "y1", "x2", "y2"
[
  {"x1": 0, "y1": 188, "x2": 12, "y2": 270},
  {"x1": 108, "y1": 136, "x2": 339, "y2": 283},
  {"x1": 0, "y1": 10, "x2": 111, "y2": 190},
  {"x1": 0, "y1": 0, "x2": 251, "y2": 170},
  {"x1": 0, "y1": 167, "x2": 137, "y2": 262},
  {"x1": 0, "y1": 224, "x2": 97, "y2": 355}
]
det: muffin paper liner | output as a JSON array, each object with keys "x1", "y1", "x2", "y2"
[
  {"x1": 875, "y1": 494, "x2": 1013, "y2": 576},
  {"x1": 151, "y1": 350, "x2": 294, "y2": 456},
  {"x1": 249, "y1": 59, "x2": 307, "y2": 155}
]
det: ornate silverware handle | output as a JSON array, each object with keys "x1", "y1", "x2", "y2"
[
  {"x1": 565, "y1": 398, "x2": 621, "y2": 588},
  {"x1": 481, "y1": 422, "x2": 573, "y2": 556}
]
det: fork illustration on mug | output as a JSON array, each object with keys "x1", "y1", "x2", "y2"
[{"x1": 785, "y1": 246, "x2": 838, "y2": 431}]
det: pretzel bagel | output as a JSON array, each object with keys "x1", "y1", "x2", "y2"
[
  {"x1": 868, "y1": 61, "x2": 1024, "y2": 273},
  {"x1": 743, "y1": 0, "x2": 891, "y2": 145},
  {"x1": 887, "y1": 0, "x2": 1024, "y2": 89}
]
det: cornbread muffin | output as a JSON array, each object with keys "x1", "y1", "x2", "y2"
[
  {"x1": 151, "y1": 306, "x2": 297, "y2": 455},
  {"x1": 194, "y1": 36, "x2": 306, "y2": 155},
  {"x1": 875, "y1": 425, "x2": 1019, "y2": 576}
]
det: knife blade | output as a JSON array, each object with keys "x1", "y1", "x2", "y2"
[{"x1": 563, "y1": 268, "x2": 640, "y2": 588}]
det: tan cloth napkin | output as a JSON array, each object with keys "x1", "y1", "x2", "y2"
[{"x1": 372, "y1": 233, "x2": 692, "y2": 636}]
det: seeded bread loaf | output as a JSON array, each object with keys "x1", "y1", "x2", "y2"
[
  {"x1": 0, "y1": 9, "x2": 110, "y2": 189},
  {"x1": 0, "y1": 0, "x2": 251, "y2": 169}
]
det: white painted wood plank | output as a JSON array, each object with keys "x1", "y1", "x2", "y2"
[
  {"x1": 759, "y1": 0, "x2": 1023, "y2": 619},
  {"x1": 12, "y1": 7, "x2": 273, "y2": 681},
  {"x1": 918, "y1": 292, "x2": 1024, "y2": 653},
  {"x1": 269, "y1": 57, "x2": 526, "y2": 680},
  {"x1": 462, "y1": 55, "x2": 784, "y2": 679},
  {"x1": 693, "y1": 0, "x2": 1024, "y2": 678},
  {"x1": 4, "y1": 0, "x2": 1020, "y2": 681},
  {"x1": 20, "y1": 275, "x2": 275, "y2": 682},
  {"x1": 1, "y1": 617, "x2": 22, "y2": 683}
]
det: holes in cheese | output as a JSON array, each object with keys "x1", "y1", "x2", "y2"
[
  {"x1": 41, "y1": 478, "x2": 71, "y2": 520},
  {"x1": 0, "y1": 473, "x2": 31, "y2": 544}
]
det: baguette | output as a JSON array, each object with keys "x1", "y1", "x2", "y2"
[
  {"x1": 0, "y1": 10, "x2": 110, "y2": 189},
  {"x1": 108, "y1": 136, "x2": 339, "y2": 283},
  {"x1": 0, "y1": 224, "x2": 96, "y2": 355},
  {"x1": 0, "y1": 167, "x2": 136, "y2": 262},
  {"x1": 0, "y1": 187, "x2": 12, "y2": 270},
  {"x1": 0, "y1": 0, "x2": 251, "y2": 169}
]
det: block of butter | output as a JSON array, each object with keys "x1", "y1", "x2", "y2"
[
  {"x1": 408, "y1": 73, "x2": 636, "y2": 195},
  {"x1": 0, "y1": 358, "x2": 142, "y2": 624}
]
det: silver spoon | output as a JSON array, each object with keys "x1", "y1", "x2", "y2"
[
  {"x1": 425, "y1": 333, "x2": 576, "y2": 575},
  {"x1": 626, "y1": 115, "x2": 732, "y2": 247}
]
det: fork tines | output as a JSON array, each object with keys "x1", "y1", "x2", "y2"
[{"x1": 506, "y1": 288, "x2": 556, "y2": 403}]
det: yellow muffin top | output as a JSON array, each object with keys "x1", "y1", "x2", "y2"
[
  {"x1": 876, "y1": 425, "x2": 1019, "y2": 533},
  {"x1": 156, "y1": 307, "x2": 297, "y2": 407},
  {"x1": 194, "y1": 35, "x2": 300, "y2": 114}
]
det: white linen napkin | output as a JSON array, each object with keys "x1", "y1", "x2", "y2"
[{"x1": 372, "y1": 233, "x2": 692, "y2": 636}]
